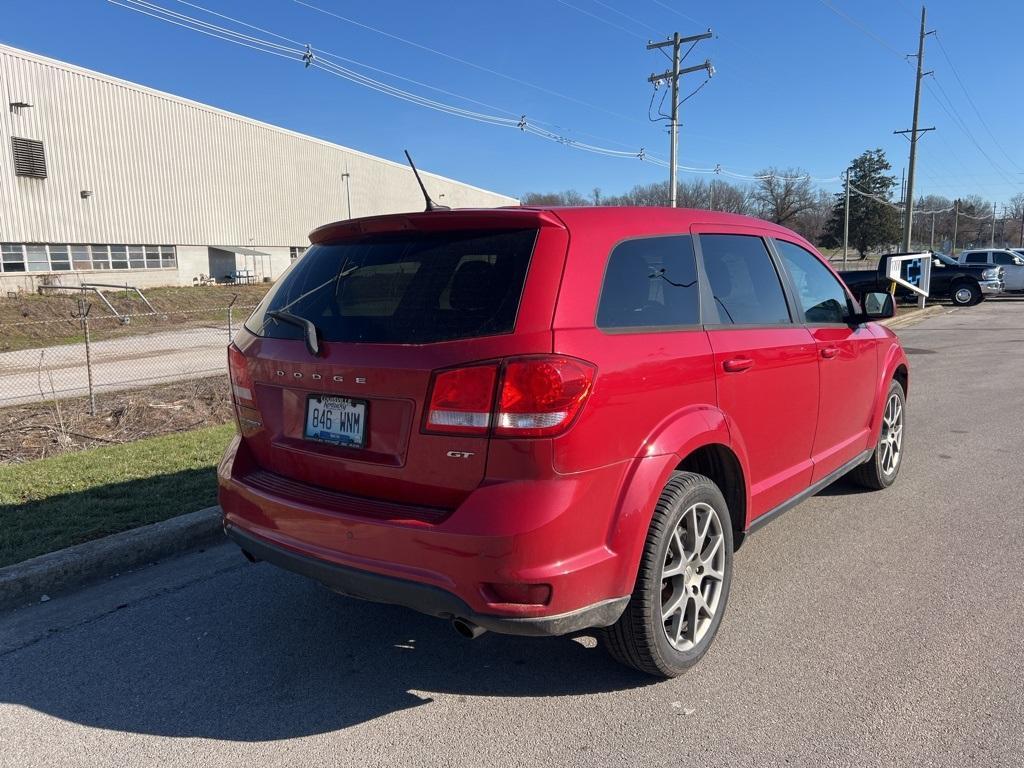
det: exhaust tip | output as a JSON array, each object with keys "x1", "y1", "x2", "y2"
[{"x1": 452, "y1": 617, "x2": 486, "y2": 639}]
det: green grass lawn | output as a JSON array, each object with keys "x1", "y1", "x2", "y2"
[{"x1": 0, "y1": 423, "x2": 235, "y2": 567}]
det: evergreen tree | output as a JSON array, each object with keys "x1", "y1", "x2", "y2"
[{"x1": 822, "y1": 149, "x2": 901, "y2": 257}]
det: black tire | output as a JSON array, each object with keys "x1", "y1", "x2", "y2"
[
  {"x1": 600, "y1": 471, "x2": 734, "y2": 678},
  {"x1": 849, "y1": 379, "x2": 906, "y2": 490},
  {"x1": 950, "y1": 280, "x2": 981, "y2": 307}
]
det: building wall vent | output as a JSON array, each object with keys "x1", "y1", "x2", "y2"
[{"x1": 12, "y1": 137, "x2": 47, "y2": 178}]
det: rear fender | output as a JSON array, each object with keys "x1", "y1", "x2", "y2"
[{"x1": 606, "y1": 406, "x2": 749, "y2": 595}]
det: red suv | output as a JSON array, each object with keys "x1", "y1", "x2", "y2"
[{"x1": 219, "y1": 207, "x2": 908, "y2": 677}]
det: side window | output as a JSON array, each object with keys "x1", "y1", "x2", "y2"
[
  {"x1": 699, "y1": 234, "x2": 791, "y2": 325},
  {"x1": 993, "y1": 252, "x2": 1014, "y2": 266},
  {"x1": 596, "y1": 235, "x2": 700, "y2": 329},
  {"x1": 774, "y1": 239, "x2": 851, "y2": 324},
  {"x1": 964, "y1": 252, "x2": 988, "y2": 264}
]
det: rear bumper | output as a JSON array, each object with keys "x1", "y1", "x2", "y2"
[
  {"x1": 225, "y1": 523, "x2": 628, "y2": 636},
  {"x1": 218, "y1": 436, "x2": 639, "y2": 633}
]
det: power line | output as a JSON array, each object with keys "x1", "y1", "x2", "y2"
[
  {"x1": 816, "y1": 0, "x2": 905, "y2": 57},
  {"x1": 554, "y1": 0, "x2": 647, "y2": 40},
  {"x1": 115, "y1": 0, "x2": 850, "y2": 185},
  {"x1": 923, "y1": 78, "x2": 1020, "y2": 188},
  {"x1": 148, "y1": 0, "x2": 657, "y2": 155},
  {"x1": 814, "y1": 0, "x2": 1022, "y2": 200},
  {"x1": 290, "y1": 0, "x2": 644, "y2": 126},
  {"x1": 590, "y1": 0, "x2": 662, "y2": 37},
  {"x1": 933, "y1": 31, "x2": 1024, "y2": 174},
  {"x1": 648, "y1": 0, "x2": 703, "y2": 26}
]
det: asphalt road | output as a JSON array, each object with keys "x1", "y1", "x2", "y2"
[
  {"x1": 0, "y1": 326, "x2": 231, "y2": 406},
  {"x1": 2, "y1": 298, "x2": 1023, "y2": 767}
]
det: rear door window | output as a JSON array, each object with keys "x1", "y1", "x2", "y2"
[
  {"x1": 596, "y1": 235, "x2": 700, "y2": 329},
  {"x1": 964, "y1": 252, "x2": 988, "y2": 264},
  {"x1": 245, "y1": 229, "x2": 537, "y2": 344},
  {"x1": 699, "y1": 234, "x2": 792, "y2": 325},
  {"x1": 774, "y1": 239, "x2": 852, "y2": 324}
]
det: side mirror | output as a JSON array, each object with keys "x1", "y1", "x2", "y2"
[
  {"x1": 862, "y1": 291, "x2": 895, "y2": 320},
  {"x1": 933, "y1": 258, "x2": 942, "y2": 266}
]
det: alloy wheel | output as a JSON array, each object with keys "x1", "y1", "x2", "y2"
[
  {"x1": 880, "y1": 392, "x2": 904, "y2": 476},
  {"x1": 660, "y1": 502, "x2": 726, "y2": 652},
  {"x1": 954, "y1": 287, "x2": 973, "y2": 304}
]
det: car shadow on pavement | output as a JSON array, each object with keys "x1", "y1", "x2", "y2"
[
  {"x1": 814, "y1": 477, "x2": 865, "y2": 497},
  {"x1": 0, "y1": 558, "x2": 653, "y2": 740}
]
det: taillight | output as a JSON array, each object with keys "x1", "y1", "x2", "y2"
[
  {"x1": 423, "y1": 356, "x2": 595, "y2": 439},
  {"x1": 227, "y1": 344, "x2": 255, "y2": 406},
  {"x1": 424, "y1": 364, "x2": 498, "y2": 435},
  {"x1": 228, "y1": 344, "x2": 261, "y2": 436},
  {"x1": 494, "y1": 356, "x2": 596, "y2": 438}
]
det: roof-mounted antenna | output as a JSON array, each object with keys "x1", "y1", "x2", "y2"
[{"x1": 404, "y1": 150, "x2": 450, "y2": 212}]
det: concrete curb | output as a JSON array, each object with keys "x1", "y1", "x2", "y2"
[
  {"x1": 881, "y1": 304, "x2": 947, "y2": 330},
  {"x1": 0, "y1": 506, "x2": 223, "y2": 612}
]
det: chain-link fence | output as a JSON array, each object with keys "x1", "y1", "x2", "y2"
[{"x1": 0, "y1": 302, "x2": 255, "y2": 412}]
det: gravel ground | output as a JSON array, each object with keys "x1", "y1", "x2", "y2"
[{"x1": 1, "y1": 298, "x2": 1022, "y2": 767}]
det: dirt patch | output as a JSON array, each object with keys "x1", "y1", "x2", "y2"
[{"x1": 0, "y1": 376, "x2": 235, "y2": 464}]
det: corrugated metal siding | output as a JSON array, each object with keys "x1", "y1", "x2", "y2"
[{"x1": 0, "y1": 45, "x2": 518, "y2": 246}]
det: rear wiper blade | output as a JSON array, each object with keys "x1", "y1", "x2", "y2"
[{"x1": 267, "y1": 309, "x2": 321, "y2": 357}]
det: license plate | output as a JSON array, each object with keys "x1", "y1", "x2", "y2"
[{"x1": 304, "y1": 395, "x2": 367, "y2": 448}]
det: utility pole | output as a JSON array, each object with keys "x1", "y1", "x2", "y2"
[
  {"x1": 990, "y1": 202, "x2": 997, "y2": 247},
  {"x1": 647, "y1": 31, "x2": 714, "y2": 207},
  {"x1": 899, "y1": 167, "x2": 906, "y2": 233},
  {"x1": 952, "y1": 199, "x2": 959, "y2": 256},
  {"x1": 1019, "y1": 203, "x2": 1024, "y2": 248},
  {"x1": 342, "y1": 170, "x2": 353, "y2": 219},
  {"x1": 930, "y1": 212, "x2": 936, "y2": 250},
  {"x1": 843, "y1": 168, "x2": 851, "y2": 268},
  {"x1": 895, "y1": 5, "x2": 935, "y2": 252}
]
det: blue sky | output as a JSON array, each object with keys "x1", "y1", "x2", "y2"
[{"x1": 4, "y1": 0, "x2": 1022, "y2": 203}]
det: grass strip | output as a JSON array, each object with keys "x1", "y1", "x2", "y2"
[{"x1": 0, "y1": 423, "x2": 235, "y2": 567}]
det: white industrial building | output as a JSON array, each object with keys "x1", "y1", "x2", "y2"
[{"x1": 0, "y1": 44, "x2": 517, "y2": 292}]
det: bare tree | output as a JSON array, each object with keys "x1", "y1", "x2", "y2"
[
  {"x1": 521, "y1": 189, "x2": 591, "y2": 206},
  {"x1": 1008, "y1": 192, "x2": 1024, "y2": 247},
  {"x1": 789, "y1": 189, "x2": 833, "y2": 243},
  {"x1": 708, "y1": 179, "x2": 752, "y2": 215},
  {"x1": 676, "y1": 179, "x2": 709, "y2": 209},
  {"x1": 751, "y1": 167, "x2": 815, "y2": 225}
]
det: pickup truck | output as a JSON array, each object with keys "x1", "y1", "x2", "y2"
[
  {"x1": 839, "y1": 251, "x2": 1004, "y2": 306},
  {"x1": 958, "y1": 249, "x2": 1024, "y2": 292}
]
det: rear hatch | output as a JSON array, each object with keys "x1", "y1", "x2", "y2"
[{"x1": 230, "y1": 210, "x2": 568, "y2": 510}]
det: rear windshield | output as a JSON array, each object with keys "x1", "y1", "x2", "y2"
[{"x1": 246, "y1": 229, "x2": 537, "y2": 344}]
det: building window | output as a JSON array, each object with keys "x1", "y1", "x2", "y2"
[
  {"x1": 128, "y1": 245, "x2": 145, "y2": 269},
  {"x1": 26, "y1": 245, "x2": 50, "y2": 272},
  {"x1": 110, "y1": 245, "x2": 129, "y2": 270},
  {"x1": 1, "y1": 244, "x2": 27, "y2": 272},
  {"x1": 0, "y1": 244, "x2": 177, "y2": 273},
  {"x1": 11, "y1": 137, "x2": 47, "y2": 178},
  {"x1": 48, "y1": 245, "x2": 71, "y2": 271},
  {"x1": 91, "y1": 245, "x2": 110, "y2": 270},
  {"x1": 290, "y1": 246, "x2": 307, "y2": 261},
  {"x1": 71, "y1": 245, "x2": 92, "y2": 271}
]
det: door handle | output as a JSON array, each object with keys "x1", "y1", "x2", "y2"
[
  {"x1": 820, "y1": 346, "x2": 840, "y2": 360},
  {"x1": 722, "y1": 357, "x2": 754, "y2": 373}
]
